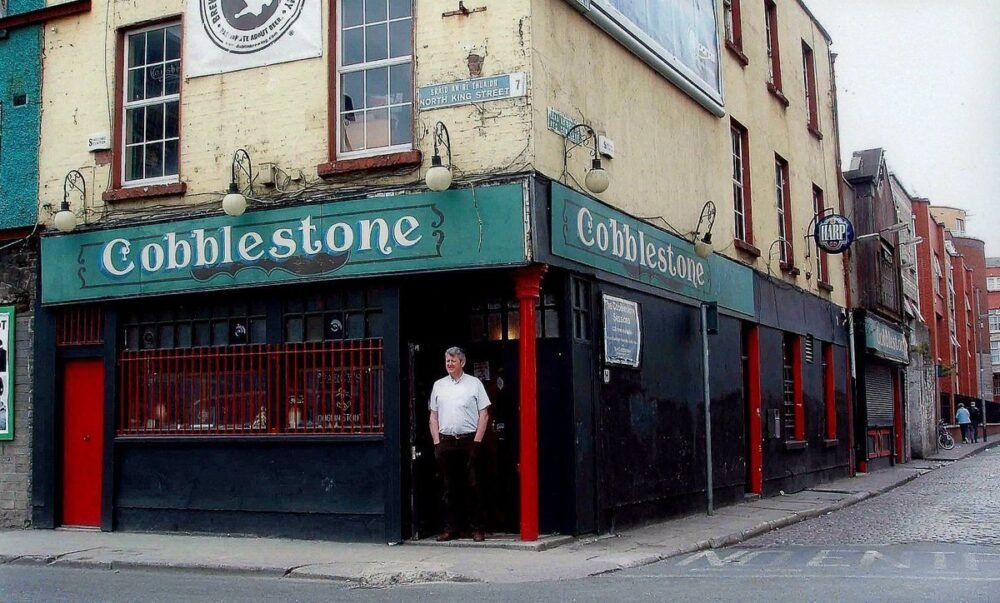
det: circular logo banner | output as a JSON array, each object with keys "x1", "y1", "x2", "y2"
[
  {"x1": 200, "y1": 0, "x2": 305, "y2": 54},
  {"x1": 814, "y1": 214, "x2": 855, "y2": 254}
]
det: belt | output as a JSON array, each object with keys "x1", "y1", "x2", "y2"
[{"x1": 440, "y1": 432, "x2": 475, "y2": 440}]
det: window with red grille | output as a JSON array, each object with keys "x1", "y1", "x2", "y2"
[
  {"x1": 117, "y1": 339, "x2": 384, "y2": 436},
  {"x1": 56, "y1": 306, "x2": 104, "y2": 347}
]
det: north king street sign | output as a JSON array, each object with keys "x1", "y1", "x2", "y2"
[
  {"x1": 551, "y1": 183, "x2": 755, "y2": 317},
  {"x1": 41, "y1": 185, "x2": 528, "y2": 304}
]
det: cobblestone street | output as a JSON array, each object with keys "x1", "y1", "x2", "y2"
[{"x1": 748, "y1": 449, "x2": 1000, "y2": 546}]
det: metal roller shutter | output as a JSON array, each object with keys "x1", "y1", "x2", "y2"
[{"x1": 865, "y1": 363, "x2": 894, "y2": 426}]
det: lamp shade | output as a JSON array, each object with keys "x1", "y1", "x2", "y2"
[
  {"x1": 585, "y1": 161, "x2": 610, "y2": 194},
  {"x1": 53, "y1": 208, "x2": 77, "y2": 233},
  {"x1": 694, "y1": 238, "x2": 714, "y2": 258},
  {"x1": 222, "y1": 192, "x2": 248, "y2": 217},
  {"x1": 426, "y1": 164, "x2": 452, "y2": 192}
]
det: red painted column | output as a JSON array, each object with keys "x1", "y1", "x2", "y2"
[{"x1": 515, "y1": 264, "x2": 546, "y2": 541}]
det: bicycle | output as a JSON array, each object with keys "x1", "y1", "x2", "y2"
[{"x1": 937, "y1": 420, "x2": 955, "y2": 450}]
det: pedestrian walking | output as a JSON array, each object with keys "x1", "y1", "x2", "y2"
[
  {"x1": 969, "y1": 402, "x2": 982, "y2": 443},
  {"x1": 956, "y1": 403, "x2": 972, "y2": 444}
]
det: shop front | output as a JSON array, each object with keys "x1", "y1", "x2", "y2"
[
  {"x1": 853, "y1": 312, "x2": 909, "y2": 471},
  {"x1": 31, "y1": 181, "x2": 536, "y2": 542}
]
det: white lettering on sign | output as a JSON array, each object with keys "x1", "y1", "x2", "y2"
[
  {"x1": 576, "y1": 207, "x2": 706, "y2": 290},
  {"x1": 99, "y1": 215, "x2": 423, "y2": 277}
]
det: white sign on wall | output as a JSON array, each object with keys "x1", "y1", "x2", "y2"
[
  {"x1": 184, "y1": 0, "x2": 322, "y2": 78},
  {"x1": 0, "y1": 306, "x2": 13, "y2": 441}
]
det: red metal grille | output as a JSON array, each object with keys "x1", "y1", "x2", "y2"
[
  {"x1": 117, "y1": 339, "x2": 384, "y2": 436},
  {"x1": 56, "y1": 307, "x2": 104, "y2": 347}
]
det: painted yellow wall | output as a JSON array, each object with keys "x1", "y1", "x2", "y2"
[
  {"x1": 38, "y1": 1, "x2": 533, "y2": 226},
  {"x1": 531, "y1": 0, "x2": 846, "y2": 307}
]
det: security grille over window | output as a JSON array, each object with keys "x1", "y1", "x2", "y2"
[
  {"x1": 118, "y1": 339, "x2": 384, "y2": 436},
  {"x1": 571, "y1": 277, "x2": 592, "y2": 342},
  {"x1": 804, "y1": 334, "x2": 814, "y2": 364},
  {"x1": 865, "y1": 363, "x2": 894, "y2": 426},
  {"x1": 56, "y1": 306, "x2": 104, "y2": 347},
  {"x1": 782, "y1": 334, "x2": 796, "y2": 439}
]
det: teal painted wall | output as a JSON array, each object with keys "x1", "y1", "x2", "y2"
[{"x1": 0, "y1": 0, "x2": 44, "y2": 231}]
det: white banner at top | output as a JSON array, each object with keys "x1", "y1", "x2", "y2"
[{"x1": 184, "y1": 0, "x2": 323, "y2": 78}]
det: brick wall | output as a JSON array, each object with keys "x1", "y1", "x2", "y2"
[{"x1": 0, "y1": 240, "x2": 36, "y2": 528}]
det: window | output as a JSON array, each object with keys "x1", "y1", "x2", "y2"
[
  {"x1": 469, "y1": 291, "x2": 560, "y2": 342},
  {"x1": 955, "y1": 218, "x2": 965, "y2": 234},
  {"x1": 723, "y1": 0, "x2": 744, "y2": 52},
  {"x1": 934, "y1": 255, "x2": 944, "y2": 294},
  {"x1": 782, "y1": 332, "x2": 804, "y2": 441},
  {"x1": 813, "y1": 185, "x2": 829, "y2": 284},
  {"x1": 764, "y1": 0, "x2": 782, "y2": 91},
  {"x1": 989, "y1": 310, "x2": 1000, "y2": 334},
  {"x1": 775, "y1": 155, "x2": 793, "y2": 266},
  {"x1": 987, "y1": 276, "x2": 1000, "y2": 291},
  {"x1": 823, "y1": 342, "x2": 836, "y2": 440},
  {"x1": 122, "y1": 299, "x2": 266, "y2": 351},
  {"x1": 731, "y1": 119, "x2": 753, "y2": 244},
  {"x1": 992, "y1": 341, "x2": 1000, "y2": 365},
  {"x1": 336, "y1": 0, "x2": 413, "y2": 157},
  {"x1": 122, "y1": 23, "x2": 181, "y2": 186},
  {"x1": 572, "y1": 277, "x2": 592, "y2": 342},
  {"x1": 801, "y1": 41, "x2": 819, "y2": 133}
]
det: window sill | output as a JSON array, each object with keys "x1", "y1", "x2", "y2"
[
  {"x1": 808, "y1": 123, "x2": 824, "y2": 140},
  {"x1": 725, "y1": 41, "x2": 749, "y2": 67},
  {"x1": 734, "y1": 239, "x2": 761, "y2": 258},
  {"x1": 784, "y1": 440, "x2": 808, "y2": 451},
  {"x1": 318, "y1": 150, "x2": 422, "y2": 177},
  {"x1": 780, "y1": 262, "x2": 800, "y2": 276},
  {"x1": 767, "y1": 82, "x2": 790, "y2": 108},
  {"x1": 818, "y1": 281, "x2": 834, "y2": 292},
  {"x1": 103, "y1": 181, "x2": 186, "y2": 203},
  {"x1": 823, "y1": 438, "x2": 839, "y2": 448}
]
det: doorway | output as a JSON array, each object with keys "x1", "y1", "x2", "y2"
[
  {"x1": 61, "y1": 358, "x2": 104, "y2": 527},
  {"x1": 400, "y1": 273, "x2": 522, "y2": 539}
]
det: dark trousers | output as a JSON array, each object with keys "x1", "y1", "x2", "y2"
[
  {"x1": 960, "y1": 423, "x2": 971, "y2": 442},
  {"x1": 436, "y1": 434, "x2": 485, "y2": 533}
]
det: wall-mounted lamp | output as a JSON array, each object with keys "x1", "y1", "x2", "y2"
[
  {"x1": 563, "y1": 123, "x2": 610, "y2": 194},
  {"x1": 54, "y1": 170, "x2": 85, "y2": 233},
  {"x1": 425, "y1": 121, "x2": 453, "y2": 192},
  {"x1": 693, "y1": 200, "x2": 716, "y2": 258},
  {"x1": 856, "y1": 221, "x2": 909, "y2": 242},
  {"x1": 222, "y1": 149, "x2": 252, "y2": 217}
]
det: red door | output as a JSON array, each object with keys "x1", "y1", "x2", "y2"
[{"x1": 62, "y1": 359, "x2": 104, "y2": 527}]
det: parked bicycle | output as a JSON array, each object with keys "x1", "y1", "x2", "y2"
[{"x1": 937, "y1": 420, "x2": 955, "y2": 450}]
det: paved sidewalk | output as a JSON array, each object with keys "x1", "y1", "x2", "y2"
[{"x1": 1, "y1": 440, "x2": 995, "y2": 586}]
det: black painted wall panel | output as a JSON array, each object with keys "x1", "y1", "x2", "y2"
[{"x1": 115, "y1": 440, "x2": 385, "y2": 540}]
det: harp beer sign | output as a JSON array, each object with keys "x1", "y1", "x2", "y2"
[{"x1": 814, "y1": 214, "x2": 855, "y2": 254}]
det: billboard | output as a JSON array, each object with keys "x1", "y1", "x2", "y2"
[{"x1": 569, "y1": 0, "x2": 723, "y2": 114}]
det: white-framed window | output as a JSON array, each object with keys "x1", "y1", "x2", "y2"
[
  {"x1": 123, "y1": 23, "x2": 181, "y2": 186},
  {"x1": 723, "y1": 0, "x2": 743, "y2": 50},
  {"x1": 955, "y1": 218, "x2": 965, "y2": 233},
  {"x1": 987, "y1": 276, "x2": 1000, "y2": 291},
  {"x1": 775, "y1": 155, "x2": 791, "y2": 264},
  {"x1": 337, "y1": 0, "x2": 413, "y2": 158},
  {"x1": 764, "y1": 0, "x2": 781, "y2": 89},
  {"x1": 992, "y1": 340, "x2": 1000, "y2": 365},
  {"x1": 731, "y1": 120, "x2": 750, "y2": 243},
  {"x1": 989, "y1": 310, "x2": 1000, "y2": 334}
]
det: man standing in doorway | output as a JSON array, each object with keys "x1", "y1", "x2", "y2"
[{"x1": 429, "y1": 346, "x2": 491, "y2": 542}]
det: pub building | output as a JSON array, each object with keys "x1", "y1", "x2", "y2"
[{"x1": 32, "y1": 176, "x2": 853, "y2": 542}]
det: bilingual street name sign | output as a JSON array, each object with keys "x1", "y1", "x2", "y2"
[{"x1": 418, "y1": 73, "x2": 527, "y2": 110}]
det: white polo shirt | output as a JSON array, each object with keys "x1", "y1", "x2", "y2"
[{"x1": 429, "y1": 372, "x2": 491, "y2": 436}]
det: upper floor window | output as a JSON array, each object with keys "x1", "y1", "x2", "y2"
[
  {"x1": 934, "y1": 255, "x2": 944, "y2": 293},
  {"x1": 801, "y1": 41, "x2": 819, "y2": 133},
  {"x1": 731, "y1": 119, "x2": 752, "y2": 244},
  {"x1": 764, "y1": 0, "x2": 782, "y2": 91},
  {"x1": 955, "y1": 218, "x2": 965, "y2": 233},
  {"x1": 336, "y1": 0, "x2": 413, "y2": 158},
  {"x1": 992, "y1": 340, "x2": 1000, "y2": 365},
  {"x1": 987, "y1": 276, "x2": 1000, "y2": 291},
  {"x1": 775, "y1": 155, "x2": 792, "y2": 266},
  {"x1": 813, "y1": 185, "x2": 829, "y2": 284},
  {"x1": 723, "y1": 0, "x2": 744, "y2": 52},
  {"x1": 122, "y1": 24, "x2": 181, "y2": 186},
  {"x1": 989, "y1": 310, "x2": 1000, "y2": 334}
]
